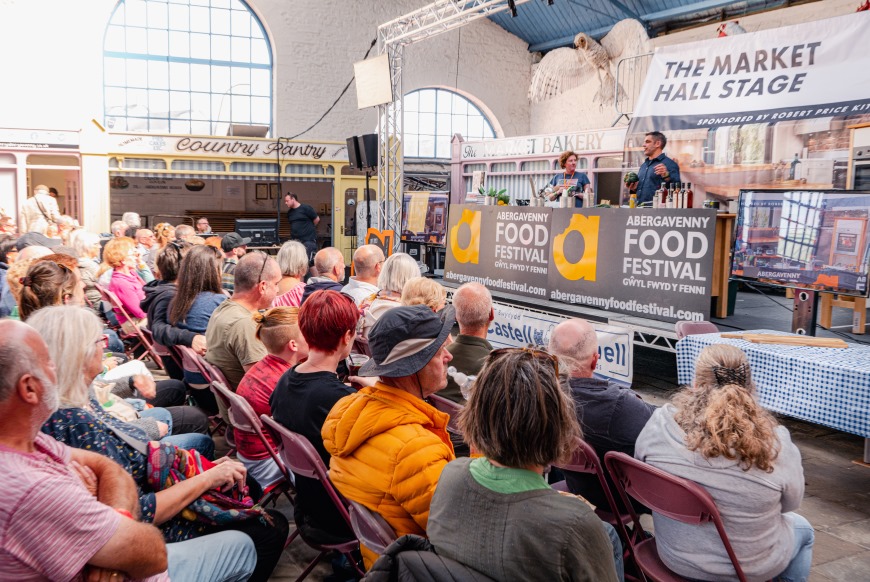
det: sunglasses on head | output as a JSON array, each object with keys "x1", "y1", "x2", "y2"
[{"x1": 489, "y1": 346, "x2": 559, "y2": 376}]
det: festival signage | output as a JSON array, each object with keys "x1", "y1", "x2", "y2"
[
  {"x1": 445, "y1": 204, "x2": 717, "y2": 323},
  {"x1": 109, "y1": 132, "x2": 348, "y2": 162},
  {"x1": 488, "y1": 302, "x2": 634, "y2": 383},
  {"x1": 631, "y1": 12, "x2": 870, "y2": 131},
  {"x1": 460, "y1": 128, "x2": 626, "y2": 160}
]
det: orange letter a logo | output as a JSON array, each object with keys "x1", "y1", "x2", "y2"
[
  {"x1": 553, "y1": 214, "x2": 599, "y2": 281},
  {"x1": 449, "y1": 209, "x2": 482, "y2": 264}
]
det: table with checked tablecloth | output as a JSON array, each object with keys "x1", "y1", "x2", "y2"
[{"x1": 676, "y1": 330, "x2": 870, "y2": 445}]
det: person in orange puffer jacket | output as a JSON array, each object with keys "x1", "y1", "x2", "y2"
[{"x1": 321, "y1": 305, "x2": 456, "y2": 567}]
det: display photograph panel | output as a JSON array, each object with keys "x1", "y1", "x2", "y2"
[
  {"x1": 400, "y1": 191, "x2": 449, "y2": 245},
  {"x1": 732, "y1": 190, "x2": 870, "y2": 296}
]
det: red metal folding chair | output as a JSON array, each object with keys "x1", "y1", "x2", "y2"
[
  {"x1": 346, "y1": 499, "x2": 397, "y2": 557},
  {"x1": 94, "y1": 283, "x2": 164, "y2": 370},
  {"x1": 428, "y1": 393, "x2": 464, "y2": 436},
  {"x1": 210, "y1": 381, "x2": 295, "y2": 508},
  {"x1": 674, "y1": 320, "x2": 719, "y2": 340},
  {"x1": 604, "y1": 451, "x2": 751, "y2": 582},
  {"x1": 141, "y1": 327, "x2": 182, "y2": 371},
  {"x1": 551, "y1": 437, "x2": 642, "y2": 580},
  {"x1": 261, "y1": 415, "x2": 365, "y2": 581},
  {"x1": 174, "y1": 345, "x2": 227, "y2": 438}
]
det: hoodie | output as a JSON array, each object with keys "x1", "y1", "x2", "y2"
[
  {"x1": 635, "y1": 404, "x2": 805, "y2": 582},
  {"x1": 322, "y1": 382, "x2": 454, "y2": 565},
  {"x1": 140, "y1": 280, "x2": 196, "y2": 348},
  {"x1": 300, "y1": 276, "x2": 343, "y2": 304}
]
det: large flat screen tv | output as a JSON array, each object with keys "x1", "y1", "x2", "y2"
[
  {"x1": 400, "y1": 191, "x2": 449, "y2": 246},
  {"x1": 235, "y1": 218, "x2": 279, "y2": 246},
  {"x1": 731, "y1": 189, "x2": 870, "y2": 297}
]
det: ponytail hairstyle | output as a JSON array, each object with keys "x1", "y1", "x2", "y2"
[
  {"x1": 19, "y1": 259, "x2": 81, "y2": 320},
  {"x1": 673, "y1": 344, "x2": 780, "y2": 472},
  {"x1": 252, "y1": 306, "x2": 303, "y2": 354}
]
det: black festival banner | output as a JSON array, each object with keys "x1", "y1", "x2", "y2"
[{"x1": 445, "y1": 204, "x2": 717, "y2": 323}]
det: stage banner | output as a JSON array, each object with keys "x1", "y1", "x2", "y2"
[
  {"x1": 487, "y1": 301, "x2": 633, "y2": 384},
  {"x1": 548, "y1": 208, "x2": 716, "y2": 323},
  {"x1": 631, "y1": 12, "x2": 870, "y2": 131},
  {"x1": 444, "y1": 204, "x2": 717, "y2": 323},
  {"x1": 445, "y1": 205, "x2": 552, "y2": 300}
]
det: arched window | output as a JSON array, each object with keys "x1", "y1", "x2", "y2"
[
  {"x1": 103, "y1": 0, "x2": 272, "y2": 135},
  {"x1": 403, "y1": 88, "x2": 496, "y2": 159}
]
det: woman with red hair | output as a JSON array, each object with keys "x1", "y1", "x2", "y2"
[{"x1": 270, "y1": 289, "x2": 359, "y2": 545}]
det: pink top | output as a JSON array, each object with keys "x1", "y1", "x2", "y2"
[
  {"x1": 236, "y1": 354, "x2": 292, "y2": 459},
  {"x1": 271, "y1": 281, "x2": 306, "y2": 308},
  {"x1": 0, "y1": 433, "x2": 168, "y2": 581},
  {"x1": 109, "y1": 269, "x2": 147, "y2": 323}
]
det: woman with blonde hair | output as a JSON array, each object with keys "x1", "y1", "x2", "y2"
[
  {"x1": 272, "y1": 240, "x2": 308, "y2": 307},
  {"x1": 154, "y1": 222, "x2": 176, "y2": 249},
  {"x1": 636, "y1": 344, "x2": 813, "y2": 582},
  {"x1": 400, "y1": 276, "x2": 446, "y2": 312},
  {"x1": 427, "y1": 348, "x2": 620, "y2": 581},
  {"x1": 236, "y1": 307, "x2": 308, "y2": 487}
]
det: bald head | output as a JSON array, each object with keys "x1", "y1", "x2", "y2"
[
  {"x1": 17, "y1": 245, "x2": 52, "y2": 263},
  {"x1": 548, "y1": 318, "x2": 598, "y2": 377},
  {"x1": 353, "y1": 245, "x2": 385, "y2": 280},
  {"x1": 0, "y1": 320, "x2": 43, "y2": 402},
  {"x1": 452, "y1": 282, "x2": 493, "y2": 335},
  {"x1": 314, "y1": 247, "x2": 345, "y2": 281}
]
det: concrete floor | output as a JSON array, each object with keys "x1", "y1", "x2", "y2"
[{"x1": 216, "y1": 288, "x2": 870, "y2": 581}]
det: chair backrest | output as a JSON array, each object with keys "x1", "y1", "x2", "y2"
[
  {"x1": 197, "y1": 353, "x2": 233, "y2": 387},
  {"x1": 428, "y1": 394, "x2": 464, "y2": 434},
  {"x1": 674, "y1": 320, "x2": 719, "y2": 340},
  {"x1": 211, "y1": 381, "x2": 290, "y2": 479},
  {"x1": 175, "y1": 345, "x2": 208, "y2": 376},
  {"x1": 95, "y1": 283, "x2": 133, "y2": 326},
  {"x1": 347, "y1": 499, "x2": 397, "y2": 556},
  {"x1": 260, "y1": 414, "x2": 354, "y2": 526},
  {"x1": 604, "y1": 451, "x2": 748, "y2": 582}
]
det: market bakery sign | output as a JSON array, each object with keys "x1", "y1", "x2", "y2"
[
  {"x1": 444, "y1": 204, "x2": 716, "y2": 323},
  {"x1": 110, "y1": 133, "x2": 348, "y2": 162},
  {"x1": 631, "y1": 11, "x2": 870, "y2": 131},
  {"x1": 461, "y1": 128, "x2": 626, "y2": 160}
]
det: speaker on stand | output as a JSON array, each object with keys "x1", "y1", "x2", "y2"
[{"x1": 345, "y1": 134, "x2": 378, "y2": 231}]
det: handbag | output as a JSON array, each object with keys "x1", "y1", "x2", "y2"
[{"x1": 146, "y1": 441, "x2": 267, "y2": 525}]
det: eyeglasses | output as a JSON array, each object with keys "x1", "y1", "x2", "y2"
[
  {"x1": 96, "y1": 334, "x2": 109, "y2": 349},
  {"x1": 490, "y1": 346, "x2": 559, "y2": 376},
  {"x1": 256, "y1": 253, "x2": 269, "y2": 284}
]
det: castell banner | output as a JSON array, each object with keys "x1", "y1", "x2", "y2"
[
  {"x1": 630, "y1": 12, "x2": 870, "y2": 132},
  {"x1": 444, "y1": 204, "x2": 717, "y2": 324}
]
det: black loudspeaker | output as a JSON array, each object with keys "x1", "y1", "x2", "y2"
[
  {"x1": 346, "y1": 136, "x2": 362, "y2": 170},
  {"x1": 358, "y1": 134, "x2": 378, "y2": 170}
]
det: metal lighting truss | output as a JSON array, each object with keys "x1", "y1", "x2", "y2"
[{"x1": 375, "y1": 0, "x2": 533, "y2": 242}]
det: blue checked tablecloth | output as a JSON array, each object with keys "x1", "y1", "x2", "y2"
[{"x1": 676, "y1": 330, "x2": 870, "y2": 438}]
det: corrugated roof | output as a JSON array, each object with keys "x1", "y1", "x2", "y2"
[{"x1": 487, "y1": 0, "x2": 789, "y2": 52}]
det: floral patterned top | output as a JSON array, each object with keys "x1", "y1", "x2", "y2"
[{"x1": 40, "y1": 401, "x2": 209, "y2": 542}]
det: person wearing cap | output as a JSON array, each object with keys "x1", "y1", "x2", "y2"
[
  {"x1": 20, "y1": 184, "x2": 60, "y2": 235},
  {"x1": 321, "y1": 304, "x2": 456, "y2": 567},
  {"x1": 220, "y1": 232, "x2": 251, "y2": 293}
]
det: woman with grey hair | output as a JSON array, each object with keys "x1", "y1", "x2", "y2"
[
  {"x1": 272, "y1": 240, "x2": 308, "y2": 307},
  {"x1": 70, "y1": 229, "x2": 103, "y2": 313},
  {"x1": 356, "y1": 252, "x2": 420, "y2": 352}
]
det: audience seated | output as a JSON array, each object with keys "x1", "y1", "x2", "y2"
[
  {"x1": 30, "y1": 305, "x2": 212, "y2": 455},
  {"x1": 322, "y1": 305, "x2": 456, "y2": 566},
  {"x1": 341, "y1": 244, "x2": 384, "y2": 305},
  {"x1": 175, "y1": 224, "x2": 196, "y2": 243},
  {"x1": 300, "y1": 247, "x2": 345, "y2": 304},
  {"x1": 70, "y1": 229, "x2": 104, "y2": 315},
  {"x1": 356, "y1": 252, "x2": 421, "y2": 353},
  {"x1": 426, "y1": 347, "x2": 620, "y2": 582},
  {"x1": 169, "y1": 244, "x2": 226, "y2": 341},
  {"x1": 400, "y1": 276, "x2": 446, "y2": 312},
  {"x1": 154, "y1": 223, "x2": 175, "y2": 250},
  {"x1": 136, "y1": 228, "x2": 158, "y2": 271},
  {"x1": 272, "y1": 240, "x2": 309, "y2": 307},
  {"x1": 220, "y1": 232, "x2": 250, "y2": 293},
  {"x1": 205, "y1": 251, "x2": 277, "y2": 388},
  {"x1": 31, "y1": 305, "x2": 288, "y2": 582},
  {"x1": 0, "y1": 236, "x2": 13, "y2": 317},
  {"x1": 635, "y1": 344, "x2": 814, "y2": 581},
  {"x1": 100, "y1": 237, "x2": 152, "y2": 333},
  {"x1": 140, "y1": 241, "x2": 198, "y2": 380},
  {"x1": 548, "y1": 318, "x2": 656, "y2": 511},
  {"x1": 236, "y1": 306, "x2": 308, "y2": 487},
  {"x1": 441, "y1": 282, "x2": 494, "y2": 404},
  {"x1": 270, "y1": 290, "x2": 357, "y2": 544},
  {"x1": 0, "y1": 319, "x2": 171, "y2": 581}
]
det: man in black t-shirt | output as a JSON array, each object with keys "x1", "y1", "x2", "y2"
[{"x1": 284, "y1": 193, "x2": 319, "y2": 261}]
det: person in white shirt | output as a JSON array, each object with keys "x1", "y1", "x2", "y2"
[{"x1": 21, "y1": 184, "x2": 60, "y2": 234}]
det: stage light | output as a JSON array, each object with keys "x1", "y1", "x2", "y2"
[{"x1": 508, "y1": 0, "x2": 517, "y2": 17}]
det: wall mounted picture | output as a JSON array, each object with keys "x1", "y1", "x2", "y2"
[{"x1": 255, "y1": 183, "x2": 268, "y2": 200}]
